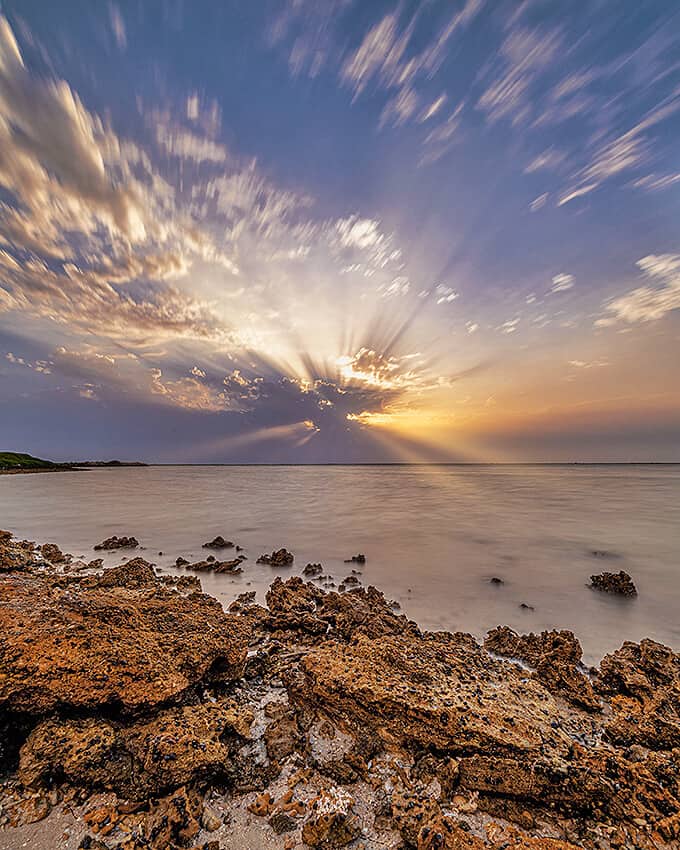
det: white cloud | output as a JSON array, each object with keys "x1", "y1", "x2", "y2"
[
  {"x1": 186, "y1": 93, "x2": 199, "y2": 121},
  {"x1": 156, "y1": 123, "x2": 228, "y2": 162},
  {"x1": 549, "y1": 273, "x2": 574, "y2": 293},
  {"x1": 466, "y1": 322, "x2": 478, "y2": 334},
  {"x1": 109, "y1": 3, "x2": 127, "y2": 50},
  {"x1": 435, "y1": 284, "x2": 458, "y2": 304},
  {"x1": 524, "y1": 148, "x2": 565, "y2": 173},
  {"x1": 529, "y1": 193, "x2": 549, "y2": 212},
  {"x1": 419, "y1": 94, "x2": 447, "y2": 123},
  {"x1": 597, "y1": 254, "x2": 680, "y2": 325}
]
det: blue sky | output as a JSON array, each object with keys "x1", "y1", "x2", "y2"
[{"x1": 0, "y1": 0, "x2": 679, "y2": 462}]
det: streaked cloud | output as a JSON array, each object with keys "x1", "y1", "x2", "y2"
[{"x1": 598, "y1": 255, "x2": 680, "y2": 325}]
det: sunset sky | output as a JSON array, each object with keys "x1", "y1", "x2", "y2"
[{"x1": 0, "y1": 0, "x2": 679, "y2": 463}]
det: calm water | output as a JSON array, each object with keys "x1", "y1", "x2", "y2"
[{"x1": 1, "y1": 464, "x2": 678, "y2": 665}]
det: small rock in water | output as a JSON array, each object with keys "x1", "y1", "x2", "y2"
[
  {"x1": 303, "y1": 562, "x2": 323, "y2": 577},
  {"x1": 490, "y1": 576, "x2": 504, "y2": 585},
  {"x1": 202, "y1": 536, "x2": 234, "y2": 549},
  {"x1": 257, "y1": 548, "x2": 294, "y2": 567},
  {"x1": 94, "y1": 535, "x2": 138, "y2": 551},
  {"x1": 520, "y1": 602, "x2": 534, "y2": 611},
  {"x1": 344, "y1": 554, "x2": 366, "y2": 564},
  {"x1": 589, "y1": 570, "x2": 637, "y2": 597},
  {"x1": 175, "y1": 556, "x2": 189, "y2": 567}
]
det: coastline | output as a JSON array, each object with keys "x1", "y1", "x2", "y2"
[{"x1": 0, "y1": 530, "x2": 678, "y2": 850}]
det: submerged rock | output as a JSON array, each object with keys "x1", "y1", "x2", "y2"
[
  {"x1": 93, "y1": 535, "x2": 139, "y2": 551},
  {"x1": 202, "y1": 536, "x2": 234, "y2": 549},
  {"x1": 343, "y1": 554, "x2": 366, "y2": 564},
  {"x1": 257, "y1": 548, "x2": 294, "y2": 567},
  {"x1": 589, "y1": 569, "x2": 637, "y2": 596}
]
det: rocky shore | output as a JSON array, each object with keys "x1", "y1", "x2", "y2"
[{"x1": 0, "y1": 529, "x2": 678, "y2": 850}]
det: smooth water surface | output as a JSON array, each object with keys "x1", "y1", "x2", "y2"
[{"x1": 1, "y1": 464, "x2": 678, "y2": 664}]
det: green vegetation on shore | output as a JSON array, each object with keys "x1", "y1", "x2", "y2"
[
  {"x1": 0, "y1": 452, "x2": 71, "y2": 471},
  {"x1": 0, "y1": 452, "x2": 147, "y2": 471}
]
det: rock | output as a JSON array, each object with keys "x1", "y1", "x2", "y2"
[
  {"x1": 19, "y1": 700, "x2": 253, "y2": 797},
  {"x1": 202, "y1": 536, "x2": 234, "y2": 549},
  {"x1": 484, "y1": 627, "x2": 600, "y2": 712},
  {"x1": 519, "y1": 603, "x2": 534, "y2": 611},
  {"x1": 301, "y1": 787, "x2": 360, "y2": 848},
  {"x1": 96, "y1": 557, "x2": 157, "y2": 587},
  {"x1": 200, "y1": 805, "x2": 223, "y2": 832},
  {"x1": 269, "y1": 811, "x2": 297, "y2": 834},
  {"x1": 263, "y1": 703, "x2": 302, "y2": 764},
  {"x1": 303, "y1": 563, "x2": 323, "y2": 577},
  {"x1": 489, "y1": 577, "x2": 504, "y2": 585},
  {"x1": 597, "y1": 638, "x2": 680, "y2": 749},
  {"x1": 40, "y1": 543, "x2": 66, "y2": 563},
  {"x1": 264, "y1": 577, "x2": 417, "y2": 641},
  {"x1": 185, "y1": 558, "x2": 242, "y2": 574},
  {"x1": 257, "y1": 548, "x2": 294, "y2": 567},
  {"x1": 589, "y1": 570, "x2": 637, "y2": 596},
  {"x1": 0, "y1": 569, "x2": 250, "y2": 714},
  {"x1": 94, "y1": 535, "x2": 139, "y2": 551},
  {"x1": 343, "y1": 554, "x2": 365, "y2": 564},
  {"x1": 176, "y1": 556, "x2": 190, "y2": 567}
]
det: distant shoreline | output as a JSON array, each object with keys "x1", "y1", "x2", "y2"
[{"x1": 2, "y1": 461, "x2": 678, "y2": 475}]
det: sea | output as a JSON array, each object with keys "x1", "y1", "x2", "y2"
[{"x1": 2, "y1": 463, "x2": 678, "y2": 666}]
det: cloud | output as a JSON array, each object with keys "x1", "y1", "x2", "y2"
[
  {"x1": 549, "y1": 273, "x2": 574, "y2": 293},
  {"x1": 477, "y1": 27, "x2": 561, "y2": 124},
  {"x1": 109, "y1": 3, "x2": 127, "y2": 50},
  {"x1": 529, "y1": 193, "x2": 549, "y2": 212},
  {"x1": 155, "y1": 122, "x2": 229, "y2": 163},
  {"x1": 420, "y1": 95, "x2": 447, "y2": 123},
  {"x1": 597, "y1": 254, "x2": 680, "y2": 325},
  {"x1": 466, "y1": 322, "x2": 478, "y2": 334},
  {"x1": 524, "y1": 148, "x2": 565, "y2": 173},
  {"x1": 435, "y1": 284, "x2": 458, "y2": 305}
]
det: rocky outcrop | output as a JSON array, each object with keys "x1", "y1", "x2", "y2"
[
  {"x1": 40, "y1": 543, "x2": 67, "y2": 563},
  {"x1": 597, "y1": 638, "x2": 680, "y2": 749},
  {"x1": 589, "y1": 569, "x2": 637, "y2": 596},
  {"x1": 484, "y1": 626, "x2": 600, "y2": 711},
  {"x1": 19, "y1": 700, "x2": 253, "y2": 797},
  {"x1": 257, "y1": 548, "x2": 294, "y2": 567},
  {"x1": 0, "y1": 569, "x2": 250, "y2": 715},
  {"x1": 1, "y1": 533, "x2": 679, "y2": 850},
  {"x1": 93, "y1": 535, "x2": 139, "y2": 551}
]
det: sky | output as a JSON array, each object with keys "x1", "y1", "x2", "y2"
[{"x1": 0, "y1": 0, "x2": 679, "y2": 463}]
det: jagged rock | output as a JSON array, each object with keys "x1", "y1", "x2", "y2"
[
  {"x1": 265, "y1": 577, "x2": 417, "y2": 641},
  {"x1": 40, "y1": 543, "x2": 66, "y2": 563},
  {"x1": 96, "y1": 557, "x2": 157, "y2": 587},
  {"x1": 176, "y1": 556, "x2": 190, "y2": 567},
  {"x1": 257, "y1": 548, "x2": 294, "y2": 567},
  {"x1": 489, "y1": 576, "x2": 504, "y2": 585},
  {"x1": 484, "y1": 627, "x2": 600, "y2": 712},
  {"x1": 19, "y1": 701, "x2": 253, "y2": 797},
  {"x1": 597, "y1": 638, "x2": 680, "y2": 749},
  {"x1": 94, "y1": 535, "x2": 139, "y2": 551},
  {"x1": 0, "y1": 533, "x2": 37, "y2": 572},
  {"x1": 202, "y1": 536, "x2": 233, "y2": 549},
  {"x1": 589, "y1": 570, "x2": 637, "y2": 596},
  {"x1": 303, "y1": 563, "x2": 323, "y2": 577},
  {"x1": 185, "y1": 557, "x2": 242, "y2": 574},
  {"x1": 263, "y1": 702, "x2": 302, "y2": 764},
  {"x1": 343, "y1": 554, "x2": 365, "y2": 564},
  {"x1": 301, "y1": 787, "x2": 360, "y2": 848},
  {"x1": 0, "y1": 570, "x2": 250, "y2": 714}
]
